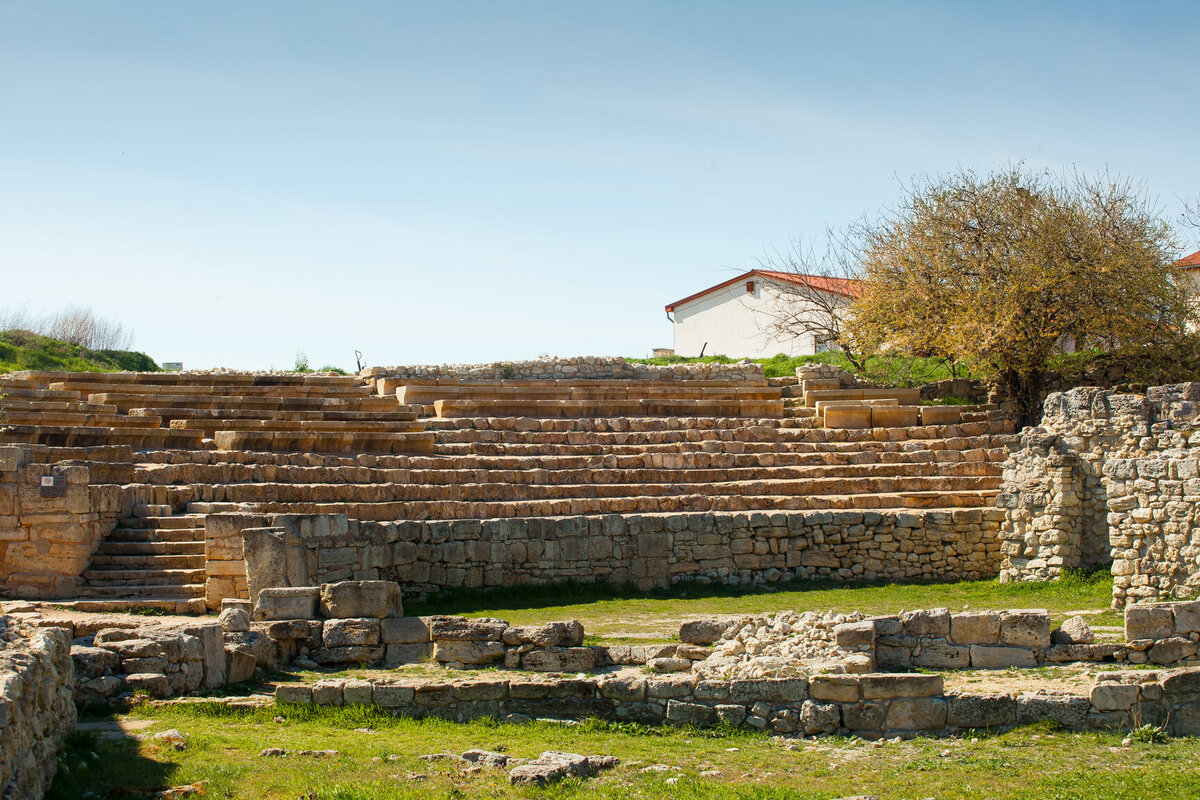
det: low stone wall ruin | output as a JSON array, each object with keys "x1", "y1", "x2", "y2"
[
  {"x1": 235, "y1": 508, "x2": 1005, "y2": 607},
  {"x1": 0, "y1": 446, "x2": 146, "y2": 598},
  {"x1": 0, "y1": 615, "x2": 75, "y2": 799},
  {"x1": 998, "y1": 384, "x2": 1200, "y2": 606}
]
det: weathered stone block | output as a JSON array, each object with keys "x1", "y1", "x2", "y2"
[
  {"x1": 859, "y1": 673, "x2": 942, "y2": 699},
  {"x1": 843, "y1": 700, "x2": 886, "y2": 732},
  {"x1": 912, "y1": 640, "x2": 970, "y2": 669},
  {"x1": 729, "y1": 678, "x2": 807, "y2": 704},
  {"x1": 312, "y1": 679, "x2": 345, "y2": 705},
  {"x1": 1125, "y1": 604, "x2": 1175, "y2": 641},
  {"x1": 1090, "y1": 682, "x2": 1140, "y2": 712},
  {"x1": 950, "y1": 611, "x2": 1001, "y2": 645},
  {"x1": 800, "y1": 700, "x2": 841, "y2": 734},
  {"x1": 1051, "y1": 615, "x2": 1094, "y2": 645},
  {"x1": 319, "y1": 580, "x2": 403, "y2": 619},
  {"x1": 385, "y1": 642, "x2": 432, "y2": 665},
  {"x1": 946, "y1": 693, "x2": 1017, "y2": 728},
  {"x1": 275, "y1": 684, "x2": 313, "y2": 704},
  {"x1": 428, "y1": 616, "x2": 508, "y2": 641},
  {"x1": 834, "y1": 621, "x2": 876, "y2": 651},
  {"x1": 679, "y1": 618, "x2": 733, "y2": 645},
  {"x1": 254, "y1": 587, "x2": 320, "y2": 621},
  {"x1": 343, "y1": 679, "x2": 375, "y2": 705},
  {"x1": 124, "y1": 672, "x2": 170, "y2": 698},
  {"x1": 969, "y1": 645, "x2": 1037, "y2": 669},
  {"x1": 902, "y1": 607, "x2": 950, "y2": 637},
  {"x1": 809, "y1": 674, "x2": 860, "y2": 703},
  {"x1": 666, "y1": 699, "x2": 717, "y2": 726},
  {"x1": 373, "y1": 683, "x2": 416, "y2": 707},
  {"x1": 521, "y1": 647, "x2": 597, "y2": 673},
  {"x1": 434, "y1": 640, "x2": 505, "y2": 664},
  {"x1": 999, "y1": 609, "x2": 1051, "y2": 648},
  {"x1": 885, "y1": 697, "x2": 947, "y2": 731},
  {"x1": 502, "y1": 620, "x2": 584, "y2": 648},
  {"x1": 1149, "y1": 637, "x2": 1197, "y2": 665},
  {"x1": 323, "y1": 618, "x2": 381, "y2": 648}
]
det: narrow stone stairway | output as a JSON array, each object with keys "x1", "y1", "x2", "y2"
[{"x1": 73, "y1": 507, "x2": 208, "y2": 613}]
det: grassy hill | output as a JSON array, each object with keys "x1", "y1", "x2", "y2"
[{"x1": 0, "y1": 329, "x2": 159, "y2": 373}]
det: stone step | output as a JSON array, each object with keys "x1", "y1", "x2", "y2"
[
  {"x1": 0, "y1": 410, "x2": 164, "y2": 428},
  {"x1": 80, "y1": 567, "x2": 206, "y2": 586},
  {"x1": 88, "y1": 553, "x2": 205, "y2": 569},
  {"x1": 0, "y1": 387, "x2": 84, "y2": 401},
  {"x1": 96, "y1": 540, "x2": 206, "y2": 556},
  {"x1": 94, "y1": 393, "x2": 400, "y2": 413},
  {"x1": 48, "y1": 381, "x2": 372, "y2": 399},
  {"x1": 186, "y1": 488, "x2": 1001, "y2": 521},
  {"x1": 130, "y1": 407, "x2": 418, "y2": 424},
  {"x1": 122, "y1": 515, "x2": 206, "y2": 530},
  {"x1": 107, "y1": 527, "x2": 204, "y2": 543},
  {"x1": 170, "y1": 418, "x2": 427, "y2": 434},
  {"x1": 0, "y1": 399, "x2": 119, "y2": 414},
  {"x1": 15, "y1": 370, "x2": 367, "y2": 387},
  {"x1": 433, "y1": 398, "x2": 785, "y2": 419},
  {"x1": 398, "y1": 384, "x2": 782, "y2": 403},
  {"x1": 0, "y1": 425, "x2": 207, "y2": 450},
  {"x1": 191, "y1": 473, "x2": 1000, "y2": 506},
  {"x1": 74, "y1": 584, "x2": 207, "y2": 599},
  {"x1": 214, "y1": 430, "x2": 436, "y2": 455},
  {"x1": 47, "y1": 597, "x2": 207, "y2": 614}
]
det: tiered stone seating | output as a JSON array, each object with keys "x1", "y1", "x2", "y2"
[
  {"x1": 797, "y1": 381, "x2": 976, "y2": 429},
  {"x1": 389, "y1": 379, "x2": 784, "y2": 418},
  {"x1": 4, "y1": 371, "x2": 432, "y2": 455}
]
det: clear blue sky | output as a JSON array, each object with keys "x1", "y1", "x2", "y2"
[{"x1": 2, "y1": 1, "x2": 1197, "y2": 370}]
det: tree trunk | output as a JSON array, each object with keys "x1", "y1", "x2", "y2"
[{"x1": 1004, "y1": 368, "x2": 1045, "y2": 429}]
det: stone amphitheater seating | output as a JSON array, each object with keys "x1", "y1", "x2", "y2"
[
  {"x1": 390, "y1": 379, "x2": 783, "y2": 418},
  {"x1": 1, "y1": 368, "x2": 1012, "y2": 612}
]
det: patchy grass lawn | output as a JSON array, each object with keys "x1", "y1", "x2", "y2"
[
  {"x1": 410, "y1": 570, "x2": 1120, "y2": 643},
  {"x1": 50, "y1": 702, "x2": 1200, "y2": 800}
]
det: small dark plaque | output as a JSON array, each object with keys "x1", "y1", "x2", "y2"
[{"x1": 39, "y1": 475, "x2": 66, "y2": 498}]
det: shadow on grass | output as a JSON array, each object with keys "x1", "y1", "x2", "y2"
[
  {"x1": 47, "y1": 708, "x2": 177, "y2": 800},
  {"x1": 407, "y1": 567, "x2": 1115, "y2": 618}
]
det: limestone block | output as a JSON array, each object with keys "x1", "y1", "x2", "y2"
[
  {"x1": 254, "y1": 587, "x2": 320, "y2": 621},
  {"x1": 843, "y1": 700, "x2": 886, "y2": 732},
  {"x1": 1171, "y1": 702, "x2": 1200, "y2": 736},
  {"x1": 275, "y1": 684, "x2": 313, "y2": 704},
  {"x1": 343, "y1": 679, "x2": 374, "y2": 705},
  {"x1": 319, "y1": 580, "x2": 404, "y2": 619},
  {"x1": 220, "y1": 607, "x2": 251, "y2": 633},
  {"x1": 999, "y1": 610, "x2": 1051, "y2": 648},
  {"x1": 1015, "y1": 692, "x2": 1089, "y2": 729},
  {"x1": 183, "y1": 621, "x2": 225, "y2": 689},
  {"x1": 729, "y1": 678, "x2": 807, "y2": 704},
  {"x1": 381, "y1": 617, "x2": 431, "y2": 644},
  {"x1": 1173, "y1": 601, "x2": 1200, "y2": 636},
  {"x1": 646, "y1": 676, "x2": 695, "y2": 699},
  {"x1": 71, "y1": 645, "x2": 119, "y2": 679},
  {"x1": 912, "y1": 640, "x2": 970, "y2": 669},
  {"x1": 946, "y1": 693, "x2": 1017, "y2": 728},
  {"x1": 1125, "y1": 604, "x2": 1175, "y2": 641},
  {"x1": 800, "y1": 700, "x2": 841, "y2": 734},
  {"x1": 1162, "y1": 668, "x2": 1200, "y2": 700},
  {"x1": 124, "y1": 672, "x2": 170, "y2": 698},
  {"x1": 901, "y1": 608, "x2": 950, "y2": 638},
  {"x1": 434, "y1": 640, "x2": 505, "y2": 665},
  {"x1": 263, "y1": 620, "x2": 313, "y2": 641},
  {"x1": 102, "y1": 638, "x2": 163, "y2": 659},
  {"x1": 809, "y1": 674, "x2": 860, "y2": 703},
  {"x1": 385, "y1": 643, "x2": 433, "y2": 665},
  {"x1": 502, "y1": 620, "x2": 584, "y2": 648},
  {"x1": 428, "y1": 616, "x2": 508, "y2": 641},
  {"x1": 648, "y1": 656, "x2": 692, "y2": 673},
  {"x1": 833, "y1": 621, "x2": 876, "y2": 651},
  {"x1": 599, "y1": 676, "x2": 646, "y2": 702},
  {"x1": 311, "y1": 646, "x2": 384, "y2": 665},
  {"x1": 1090, "y1": 682, "x2": 1140, "y2": 712},
  {"x1": 666, "y1": 699, "x2": 717, "y2": 726},
  {"x1": 521, "y1": 647, "x2": 598, "y2": 673},
  {"x1": 372, "y1": 683, "x2": 416, "y2": 707},
  {"x1": 885, "y1": 697, "x2": 947, "y2": 731},
  {"x1": 225, "y1": 648, "x2": 256, "y2": 684},
  {"x1": 950, "y1": 611, "x2": 1001, "y2": 645},
  {"x1": 1050, "y1": 616, "x2": 1094, "y2": 645},
  {"x1": 1149, "y1": 637, "x2": 1197, "y2": 665},
  {"x1": 859, "y1": 673, "x2": 943, "y2": 699},
  {"x1": 323, "y1": 618, "x2": 381, "y2": 648},
  {"x1": 312, "y1": 679, "x2": 345, "y2": 706},
  {"x1": 969, "y1": 645, "x2": 1038, "y2": 669},
  {"x1": 679, "y1": 618, "x2": 734, "y2": 645}
]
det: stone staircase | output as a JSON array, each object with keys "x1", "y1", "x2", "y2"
[{"x1": 73, "y1": 509, "x2": 207, "y2": 614}]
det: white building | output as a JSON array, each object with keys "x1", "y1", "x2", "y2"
[{"x1": 665, "y1": 270, "x2": 862, "y2": 359}]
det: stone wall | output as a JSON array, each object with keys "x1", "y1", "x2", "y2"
[
  {"x1": 0, "y1": 615, "x2": 75, "y2": 799},
  {"x1": 997, "y1": 384, "x2": 1200, "y2": 605},
  {"x1": 273, "y1": 666, "x2": 1200, "y2": 738},
  {"x1": 239, "y1": 508, "x2": 1005, "y2": 606},
  {"x1": 361, "y1": 356, "x2": 764, "y2": 385},
  {"x1": 0, "y1": 446, "x2": 135, "y2": 598}
]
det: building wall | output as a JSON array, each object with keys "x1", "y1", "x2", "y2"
[{"x1": 671, "y1": 278, "x2": 843, "y2": 359}]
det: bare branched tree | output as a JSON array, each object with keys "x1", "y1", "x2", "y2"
[
  {"x1": 746, "y1": 232, "x2": 869, "y2": 371},
  {"x1": 0, "y1": 304, "x2": 135, "y2": 350}
]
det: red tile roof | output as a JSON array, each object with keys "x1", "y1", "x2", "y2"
[
  {"x1": 1176, "y1": 249, "x2": 1200, "y2": 269},
  {"x1": 665, "y1": 270, "x2": 865, "y2": 312}
]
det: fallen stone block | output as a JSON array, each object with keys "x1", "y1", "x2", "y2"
[
  {"x1": 1051, "y1": 615, "x2": 1094, "y2": 645},
  {"x1": 254, "y1": 587, "x2": 320, "y2": 621},
  {"x1": 319, "y1": 580, "x2": 404, "y2": 619}
]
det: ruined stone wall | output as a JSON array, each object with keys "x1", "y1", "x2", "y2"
[
  {"x1": 0, "y1": 446, "x2": 133, "y2": 598},
  {"x1": 239, "y1": 508, "x2": 1005, "y2": 605},
  {"x1": 0, "y1": 616, "x2": 75, "y2": 800},
  {"x1": 362, "y1": 356, "x2": 764, "y2": 384},
  {"x1": 273, "y1": 667, "x2": 1200, "y2": 738},
  {"x1": 998, "y1": 384, "x2": 1200, "y2": 605}
]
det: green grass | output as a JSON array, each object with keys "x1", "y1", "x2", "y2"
[
  {"x1": 629, "y1": 351, "x2": 985, "y2": 385},
  {"x1": 50, "y1": 704, "x2": 1200, "y2": 799},
  {"x1": 409, "y1": 570, "x2": 1120, "y2": 642},
  {"x1": 0, "y1": 330, "x2": 158, "y2": 373}
]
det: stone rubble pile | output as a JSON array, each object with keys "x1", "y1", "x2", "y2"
[{"x1": 689, "y1": 610, "x2": 870, "y2": 680}]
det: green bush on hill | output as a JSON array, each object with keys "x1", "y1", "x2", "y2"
[
  {"x1": 0, "y1": 330, "x2": 159, "y2": 373},
  {"x1": 631, "y1": 351, "x2": 985, "y2": 384}
]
